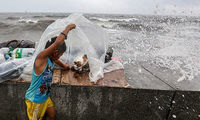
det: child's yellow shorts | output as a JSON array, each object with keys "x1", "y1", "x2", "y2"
[{"x1": 25, "y1": 97, "x2": 54, "y2": 120}]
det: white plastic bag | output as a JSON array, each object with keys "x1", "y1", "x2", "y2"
[
  {"x1": 0, "y1": 54, "x2": 6, "y2": 64},
  {"x1": 0, "y1": 57, "x2": 31, "y2": 82},
  {"x1": 23, "y1": 14, "x2": 108, "y2": 83},
  {"x1": 0, "y1": 47, "x2": 34, "y2": 82}
]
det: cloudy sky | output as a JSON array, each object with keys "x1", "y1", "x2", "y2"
[{"x1": 1, "y1": 0, "x2": 200, "y2": 15}]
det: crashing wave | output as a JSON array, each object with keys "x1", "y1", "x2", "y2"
[
  {"x1": 89, "y1": 17, "x2": 138, "y2": 22},
  {"x1": 18, "y1": 18, "x2": 38, "y2": 24}
]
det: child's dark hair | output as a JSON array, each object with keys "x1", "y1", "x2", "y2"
[{"x1": 45, "y1": 36, "x2": 66, "y2": 53}]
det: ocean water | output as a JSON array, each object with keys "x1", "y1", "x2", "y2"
[{"x1": 1, "y1": 12, "x2": 200, "y2": 90}]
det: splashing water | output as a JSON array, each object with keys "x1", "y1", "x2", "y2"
[
  {"x1": 105, "y1": 15, "x2": 200, "y2": 85},
  {"x1": 0, "y1": 13, "x2": 200, "y2": 89}
]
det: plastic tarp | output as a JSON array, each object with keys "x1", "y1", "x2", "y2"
[
  {"x1": 0, "y1": 57, "x2": 31, "y2": 82},
  {"x1": 21, "y1": 13, "x2": 108, "y2": 83},
  {"x1": 0, "y1": 47, "x2": 34, "y2": 82},
  {"x1": 103, "y1": 60, "x2": 124, "y2": 73}
]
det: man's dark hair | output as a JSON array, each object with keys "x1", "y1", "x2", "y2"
[{"x1": 45, "y1": 36, "x2": 66, "y2": 54}]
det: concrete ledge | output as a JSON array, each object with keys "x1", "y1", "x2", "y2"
[
  {"x1": 168, "y1": 91, "x2": 200, "y2": 119},
  {"x1": 0, "y1": 82, "x2": 199, "y2": 120}
]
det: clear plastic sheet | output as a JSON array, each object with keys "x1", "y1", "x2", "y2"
[
  {"x1": 0, "y1": 47, "x2": 34, "y2": 82},
  {"x1": 22, "y1": 14, "x2": 108, "y2": 83},
  {"x1": 0, "y1": 57, "x2": 31, "y2": 82}
]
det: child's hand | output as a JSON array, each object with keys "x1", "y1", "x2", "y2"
[
  {"x1": 63, "y1": 24, "x2": 76, "y2": 34},
  {"x1": 63, "y1": 63, "x2": 70, "y2": 70},
  {"x1": 66, "y1": 24, "x2": 76, "y2": 31}
]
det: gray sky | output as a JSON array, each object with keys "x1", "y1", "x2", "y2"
[{"x1": 1, "y1": 0, "x2": 200, "y2": 15}]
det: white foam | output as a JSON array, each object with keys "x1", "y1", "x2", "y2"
[
  {"x1": 90, "y1": 17, "x2": 138, "y2": 22},
  {"x1": 172, "y1": 115, "x2": 176, "y2": 118},
  {"x1": 18, "y1": 18, "x2": 38, "y2": 24},
  {"x1": 96, "y1": 22, "x2": 115, "y2": 29},
  {"x1": 156, "y1": 45, "x2": 189, "y2": 57}
]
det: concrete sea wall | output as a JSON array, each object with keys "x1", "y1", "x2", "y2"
[{"x1": 0, "y1": 82, "x2": 200, "y2": 120}]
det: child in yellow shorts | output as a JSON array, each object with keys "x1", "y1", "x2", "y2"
[
  {"x1": 25, "y1": 24, "x2": 76, "y2": 120},
  {"x1": 25, "y1": 97, "x2": 54, "y2": 120}
]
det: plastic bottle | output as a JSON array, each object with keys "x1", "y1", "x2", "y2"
[
  {"x1": 8, "y1": 46, "x2": 13, "y2": 58},
  {"x1": 0, "y1": 48, "x2": 9, "y2": 64},
  {"x1": 105, "y1": 47, "x2": 113, "y2": 63},
  {"x1": 4, "y1": 54, "x2": 10, "y2": 60},
  {"x1": 13, "y1": 48, "x2": 35, "y2": 59}
]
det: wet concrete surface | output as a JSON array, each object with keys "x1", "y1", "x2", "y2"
[
  {"x1": 0, "y1": 81, "x2": 200, "y2": 120},
  {"x1": 125, "y1": 63, "x2": 174, "y2": 90},
  {"x1": 125, "y1": 62, "x2": 200, "y2": 91},
  {"x1": 168, "y1": 91, "x2": 200, "y2": 120}
]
